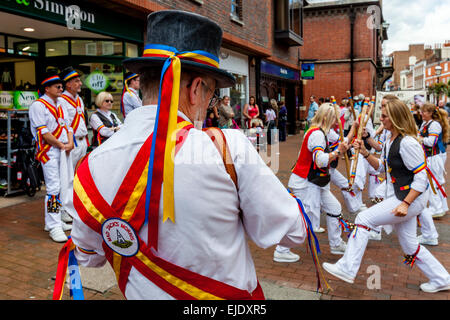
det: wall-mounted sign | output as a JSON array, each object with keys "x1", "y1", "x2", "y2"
[
  {"x1": 0, "y1": 91, "x2": 38, "y2": 109},
  {"x1": 261, "y1": 60, "x2": 300, "y2": 81},
  {"x1": 0, "y1": 0, "x2": 143, "y2": 43},
  {"x1": 85, "y1": 71, "x2": 110, "y2": 94},
  {"x1": 301, "y1": 63, "x2": 315, "y2": 80}
]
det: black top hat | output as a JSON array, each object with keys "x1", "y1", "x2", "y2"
[
  {"x1": 59, "y1": 67, "x2": 81, "y2": 83},
  {"x1": 123, "y1": 10, "x2": 235, "y2": 88},
  {"x1": 124, "y1": 71, "x2": 139, "y2": 84},
  {"x1": 39, "y1": 70, "x2": 63, "y2": 92}
]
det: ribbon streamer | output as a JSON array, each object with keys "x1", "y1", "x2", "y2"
[{"x1": 288, "y1": 189, "x2": 332, "y2": 293}]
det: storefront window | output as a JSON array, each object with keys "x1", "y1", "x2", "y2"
[
  {"x1": 0, "y1": 36, "x2": 5, "y2": 53},
  {"x1": 71, "y1": 40, "x2": 123, "y2": 56},
  {"x1": 46, "y1": 40, "x2": 69, "y2": 57},
  {"x1": 126, "y1": 43, "x2": 139, "y2": 57},
  {"x1": 15, "y1": 42, "x2": 38, "y2": 57},
  {"x1": 7, "y1": 36, "x2": 29, "y2": 55}
]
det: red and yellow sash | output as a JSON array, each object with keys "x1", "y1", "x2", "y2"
[
  {"x1": 35, "y1": 99, "x2": 69, "y2": 164},
  {"x1": 72, "y1": 119, "x2": 264, "y2": 300},
  {"x1": 61, "y1": 94, "x2": 86, "y2": 136}
]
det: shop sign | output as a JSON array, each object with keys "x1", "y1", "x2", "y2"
[
  {"x1": 14, "y1": 91, "x2": 39, "y2": 109},
  {"x1": 0, "y1": 91, "x2": 38, "y2": 109},
  {"x1": 0, "y1": 0, "x2": 143, "y2": 43},
  {"x1": 261, "y1": 60, "x2": 300, "y2": 81},
  {"x1": 85, "y1": 71, "x2": 110, "y2": 94},
  {"x1": 0, "y1": 91, "x2": 14, "y2": 109},
  {"x1": 301, "y1": 63, "x2": 315, "y2": 80}
]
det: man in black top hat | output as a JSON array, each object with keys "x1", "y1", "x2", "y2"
[
  {"x1": 29, "y1": 71, "x2": 74, "y2": 243},
  {"x1": 68, "y1": 10, "x2": 307, "y2": 300}
]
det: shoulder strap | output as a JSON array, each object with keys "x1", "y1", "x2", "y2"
[{"x1": 202, "y1": 127, "x2": 238, "y2": 190}]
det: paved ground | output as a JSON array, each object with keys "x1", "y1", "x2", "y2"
[{"x1": 0, "y1": 130, "x2": 448, "y2": 300}]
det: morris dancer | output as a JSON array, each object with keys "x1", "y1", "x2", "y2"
[
  {"x1": 417, "y1": 103, "x2": 449, "y2": 246},
  {"x1": 323, "y1": 98, "x2": 450, "y2": 293},
  {"x1": 120, "y1": 72, "x2": 142, "y2": 118},
  {"x1": 62, "y1": 11, "x2": 312, "y2": 300},
  {"x1": 29, "y1": 71, "x2": 74, "y2": 242},
  {"x1": 274, "y1": 103, "x2": 349, "y2": 259}
]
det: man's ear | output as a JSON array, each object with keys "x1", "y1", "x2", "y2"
[{"x1": 188, "y1": 77, "x2": 203, "y2": 106}]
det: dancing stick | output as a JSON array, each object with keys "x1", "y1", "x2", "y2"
[
  {"x1": 346, "y1": 90, "x2": 357, "y2": 121},
  {"x1": 332, "y1": 97, "x2": 350, "y2": 179},
  {"x1": 349, "y1": 99, "x2": 369, "y2": 187}
]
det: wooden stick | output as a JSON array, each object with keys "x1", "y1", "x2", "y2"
[
  {"x1": 346, "y1": 91, "x2": 357, "y2": 120},
  {"x1": 349, "y1": 101, "x2": 369, "y2": 187},
  {"x1": 333, "y1": 100, "x2": 351, "y2": 179}
]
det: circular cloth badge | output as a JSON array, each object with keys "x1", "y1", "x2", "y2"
[
  {"x1": 101, "y1": 218, "x2": 139, "y2": 257},
  {"x1": 58, "y1": 118, "x2": 66, "y2": 127},
  {"x1": 77, "y1": 107, "x2": 83, "y2": 115}
]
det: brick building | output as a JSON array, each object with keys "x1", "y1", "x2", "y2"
[
  {"x1": 300, "y1": 0, "x2": 388, "y2": 114},
  {"x1": 0, "y1": 0, "x2": 310, "y2": 133},
  {"x1": 390, "y1": 44, "x2": 434, "y2": 90}
]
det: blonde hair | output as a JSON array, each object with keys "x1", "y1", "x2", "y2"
[
  {"x1": 95, "y1": 91, "x2": 113, "y2": 108},
  {"x1": 421, "y1": 103, "x2": 449, "y2": 143},
  {"x1": 270, "y1": 99, "x2": 278, "y2": 110},
  {"x1": 311, "y1": 103, "x2": 337, "y2": 134},
  {"x1": 384, "y1": 99, "x2": 418, "y2": 138}
]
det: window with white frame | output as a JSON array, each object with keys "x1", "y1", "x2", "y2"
[{"x1": 231, "y1": 0, "x2": 243, "y2": 21}]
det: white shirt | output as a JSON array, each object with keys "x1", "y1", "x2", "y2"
[
  {"x1": 265, "y1": 109, "x2": 276, "y2": 122},
  {"x1": 72, "y1": 105, "x2": 306, "y2": 299},
  {"x1": 375, "y1": 133, "x2": 428, "y2": 199},
  {"x1": 288, "y1": 129, "x2": 331, "y2": 190},
  {"x1": 122, "y1": 87, "x2": 142, "y2": 117},
  {"x1": 58, "y1": 91, "x2": 88, "y2": 138},
  {"x1": 89, "y1": 109, "x2": 122, "y2": 138},
  {"x1": 29, "y1": 94, "x2": 72, "y2": 144},
  {"x1": 419, "y1": 120, "x2": 441, "y2": 151}
]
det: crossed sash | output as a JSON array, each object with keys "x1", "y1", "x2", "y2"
[
  {"x1": 35, "y1": 99, "x2": 69, "y2": 164},
  {"x1": 70, "y1": 119, "x2": 264, "y2": 300},
  {"x1": 60, "y1": 94, "x2": 87, "y2": 139}
]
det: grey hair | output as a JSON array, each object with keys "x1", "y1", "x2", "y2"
[{"x1": 139, "y1": 67, "x2": 214, "y2": 103}]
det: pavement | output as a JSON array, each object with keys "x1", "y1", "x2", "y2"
[{"x1": 0, "y1": 130, "x2": 449, "y2": 300}]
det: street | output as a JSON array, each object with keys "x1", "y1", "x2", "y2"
[{"x1": 0, "y1": 130, "x2": 448, "y2": 300}]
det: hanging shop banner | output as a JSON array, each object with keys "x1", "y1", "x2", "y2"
[
  {"x1": 85, "y1": 71, "x2": 110, "y2": 94},
  {"x1": 14, "y1": 91, "x2": 39, "y2": 109},
  {"x1": 0, "y1": 91, "x2": 14, "y2": 109},
  {"x1": 301, "y1": 63, "x2": 315, "y2": 80},
  {"x1": 0, "y1": 91, "x2": 38, "y2": 109},
  {"x1": 261, "y1": 60, "x2": 300, "y2": 81}
]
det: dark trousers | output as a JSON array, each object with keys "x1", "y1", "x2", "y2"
[{"x1": 278, "y1": 121, "x2": 287, "y2": 142}]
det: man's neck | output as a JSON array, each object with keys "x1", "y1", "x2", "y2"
[
  {"x1": 65, "y1": 89, "x2": 78, "y2": 98},
  {"x1": 45, "y1": 94, "x2": 58, "y2": 105}
]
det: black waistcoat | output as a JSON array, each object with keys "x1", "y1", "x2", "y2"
[
  {"x1": 307, "y1": 130, "x2": 331, "y2": 187},
  {"x1": 387, "y1": 135, "x2": 415, "y2": 201},
  {"x1": 91, "y1": 111, "x2": 118, "y2": 147}
]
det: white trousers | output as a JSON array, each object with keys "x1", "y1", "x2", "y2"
[
  {"x1": 291, "y1": 181, "x2": 344, "y2": 247},
  {"x1": 41, "y1": 147, "x2": 74, "y2": 230},
  {"x1": 71, "y1": 136, "x2": 88, "y2": 170},
  {"x1": 335, "y1": 195, "x2": 450, "y2": 286},
  {"x1": 330, "y1": 168, "x2": 361, "y2": 213},
  {"x1": 367, "y1": 163, "x2": 383, "y2": 199},
  {"x1": 420, "y1": 155, "x2": 446, "y2": 239}
]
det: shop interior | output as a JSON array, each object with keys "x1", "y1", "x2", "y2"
[{"x1": 0, "y1": 11, "x2": 141, "y2": 195}]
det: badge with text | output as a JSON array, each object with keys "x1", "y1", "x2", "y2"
[{"x1": 101, "y1": 218, "x2": 139, "y2": 257}]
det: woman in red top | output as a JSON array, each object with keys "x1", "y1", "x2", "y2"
[{"x1": 243, "y1": 96, "x2": 260, "y2": 129}]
